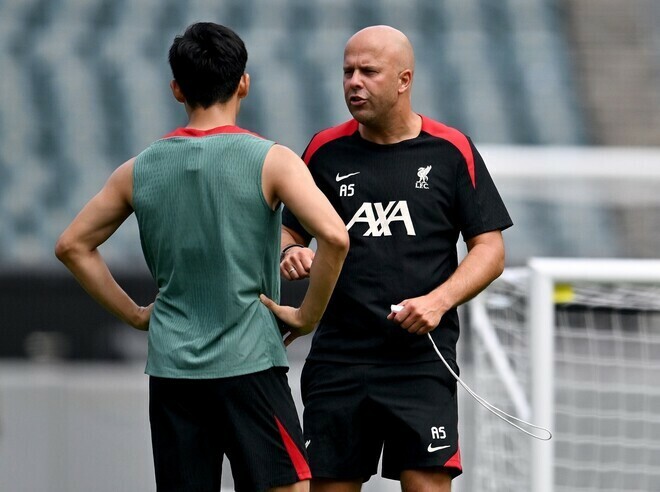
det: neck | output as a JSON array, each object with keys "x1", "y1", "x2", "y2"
[
  {"x1": 358, "y1": 109, "x2": 421, "y2": 145},
  {"x1": 184, "y1": 99, "x2": 240, "y2": 130}
]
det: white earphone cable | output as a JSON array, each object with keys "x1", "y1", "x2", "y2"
[
  {"x1": 427, "y1": 333, "x2": 552, "y2": 441},
  {"x1": 390, "y1": 304, "x2": 551, "y2": 440}
]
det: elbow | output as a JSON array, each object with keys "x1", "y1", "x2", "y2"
[
  {"x1": 54, "y1": 236, "x2": 68, "y2": 263},
  {"x1": 482, "y1": 232, "x2": 506, "y2": 279},
  {"x1": 331, "y1": 229, "x2": 350, "y2": 259},
  {"x1": 493, "y1": 247, "x2": 506, "y2": 278},
  {"x1": 315, "y1": 221, "x2": 350, "y2": 261},
  {"x1": 54, "y1": 232, "x2": 77, "y2": 264},
  {"x1": 317, "y1": 227, "x2": 350, "y2": 260},
  {"x1": 495, "y1": 255, "x2": 505, "y2": 278}
]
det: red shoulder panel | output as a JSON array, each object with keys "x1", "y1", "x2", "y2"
[
  {"x1": 302, "y1": 119, "x2": 359, "y2": 165},
  {"x1": 421, "y1": 116, "x2": 475, "y2": 188}
]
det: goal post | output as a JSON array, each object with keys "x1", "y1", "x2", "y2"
[
  {"x1": 466, "y1": 257, "x2": 660, "y2": 492},
  {"x1": 528, "y1": 258, "x2": 660, "y2": 492}
]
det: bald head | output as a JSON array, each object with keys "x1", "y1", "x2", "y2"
[
  {"x1": 342, "y1": 25, "x2": 420, "y2": 141},
  {"x1": 345, "y1": 25, "x2": 415, "y2": 74}
]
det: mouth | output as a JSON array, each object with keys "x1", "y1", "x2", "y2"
[{"x1": 348, "y1": 95, "x2": 367, "y2": 106}]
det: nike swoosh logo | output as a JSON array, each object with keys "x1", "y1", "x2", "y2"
[
  {"x1": 427, "y1": 444, "x2": 451, "y2": 453},
  {"x1": 336, "y1": 172, "x2": 360, "y2": 182}
]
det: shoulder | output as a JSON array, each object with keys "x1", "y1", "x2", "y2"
[
  {"x1": 112, "y1": 157, "x2": 136, "y2": 180},
  {"x1": 420, "y1": 116, "x2": 473, "y2": 155},
  {"x1": 302, "y1": 119, "x2": 359, "y2": 164},
  {"x1": 105, "y1": 157, "x2": 136, "y2": 203},
  {"x1": 265, "y1": 143, "x2": 299, "y2": 163},
  {"x1": 263, "y1": 144, "x2": 306, "y2": 178},
  {"x1": 420, "y1": 115, "x2": 477, "y2": 187}
]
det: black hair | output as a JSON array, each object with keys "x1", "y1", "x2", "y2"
[{"x1": 168, "y1": 22, "x2": 247, "y2": 108}]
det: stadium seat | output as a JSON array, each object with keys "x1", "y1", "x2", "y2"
[{"x1": 0, "y1": 0, "x2": 590, "y2": 267}]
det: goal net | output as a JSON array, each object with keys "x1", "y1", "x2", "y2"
[{"x1": 465, "y1": 259, "x2": 660, "y2": 492}]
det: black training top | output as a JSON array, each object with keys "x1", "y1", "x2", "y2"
[{"x1": 283, "y1": 116, "x2": 513, "y2": 365}]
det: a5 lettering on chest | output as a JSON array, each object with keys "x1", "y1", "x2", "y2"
[
  {"x1": 334, "y1": 168, "x2": 418, "y2": 237},
  {"x1": 337, "y1": 163, "x2": 434, "y2": 195},
  {"x1": 335, "y1": 170, "x2": 360, "y2": 197},
  {"x1": 330, "y1": 158, "x2": 440, "y2": 237},
  {"x1": 339, "y1": 183, "x2": 355, "y2": 197}
]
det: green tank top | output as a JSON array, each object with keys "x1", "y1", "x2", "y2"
[{"x1": 133, "y1": 126, "x2": 285, "y2": 378}]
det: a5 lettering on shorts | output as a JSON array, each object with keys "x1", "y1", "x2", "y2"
[{"x1": 301, "y1": 359, "x2": 462, "y2": 482}]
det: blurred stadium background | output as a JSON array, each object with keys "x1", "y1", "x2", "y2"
[{"x1": 1, "y1": 0, "x2": 660, "y2": 491}]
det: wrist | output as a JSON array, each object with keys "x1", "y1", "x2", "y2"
[
  {"x1": 430, "y1": 288, "x2": 454, "y2": 313},
  {"x1": 280, "y1": 243, "x2": 305, "y2": 262},
  {"x1": 128, "y1": 304, "x2": 145, "y2": 328}
]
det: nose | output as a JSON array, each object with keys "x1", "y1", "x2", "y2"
[{"x1": 346, "y1": 71, "x2": 363, "y2": 89}]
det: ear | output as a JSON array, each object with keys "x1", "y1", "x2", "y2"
[
  {"x1": 237, "y1": 73, "x2": 250, "y2": 100},
  {"x1": 398, "y1": 69, "x2": 413, "y2": 94},
  {"x1": 170, "y1": 80, "x2": 186, "y2": 103}
]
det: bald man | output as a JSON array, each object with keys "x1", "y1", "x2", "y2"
[{"x1": 275, "y1": 26, "x2": 512, "y2": 492}]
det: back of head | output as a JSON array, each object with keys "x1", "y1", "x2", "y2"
[{"x1": 168, "y1": 22, "x2": 247, "y2": 109}]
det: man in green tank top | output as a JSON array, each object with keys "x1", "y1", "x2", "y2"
[{"x1": 56, "y1": 22, "x2": 348, "y2": 492}]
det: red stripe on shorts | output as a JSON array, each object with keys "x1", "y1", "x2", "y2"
[
  {"x1": 443, "y1": 446, "x2": 462, "y2": 473},
  {"x1": 274, "y1": 416, "x2": 312, "y2": 480}
]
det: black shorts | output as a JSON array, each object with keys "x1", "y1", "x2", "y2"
[
  {"x1": 301, "y1": 360, "x2": 462, "y2": 482},
  {"x1": 149, "y1": 367, "x2": 311, "y2": 492}
]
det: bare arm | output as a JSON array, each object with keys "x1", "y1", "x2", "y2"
[
  {"x1": 388, "y1": 230, "x2": 505, "y2": 335},
  {"x1": 261, "y1": 145, "x2": 349, "y2": 344},
  {"x1": 54, "y1": 159, "x2": 154, "y2": 330},
  {"x1": 281, "y1": 225, "x2": 308, "y2": 250}
]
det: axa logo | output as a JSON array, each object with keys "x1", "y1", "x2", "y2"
[
  {"x1": 416, "y1": 165, "x2": 432, "y2": 189},
  {"x1": 346, "y1": 201, "x2": 416, "y2": 237}
]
